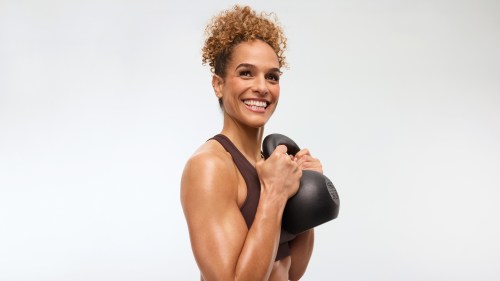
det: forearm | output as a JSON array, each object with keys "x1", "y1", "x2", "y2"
[
  {"x1": 234, "y1": 191, "x2": 287, "y2": 281},
  {"x1": 288, "y1": 229, "x2": 314, "y2": 280}
]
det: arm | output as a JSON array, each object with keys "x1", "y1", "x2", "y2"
[
  {"x1": 288, "y1": 229, "x2": 314, "y2": 281},
  {"x1": 288, "y1": 148, "x2": 323, "y2": 280},
  {"x1": 181, "y1": 145, "x2": 301, "y2": 281}
]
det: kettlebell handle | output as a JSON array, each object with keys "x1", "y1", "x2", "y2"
[{"x1": 262, "y1": 134, "x2": 301, "y2": 159}]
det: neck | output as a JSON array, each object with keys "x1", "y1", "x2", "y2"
[{"x1": 220, "y1": 116, "x2": 264, "y2": 164}]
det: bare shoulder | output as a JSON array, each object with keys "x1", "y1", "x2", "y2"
[{"x1": 180, "y1": 140, "x2": 238, "y2": 207}]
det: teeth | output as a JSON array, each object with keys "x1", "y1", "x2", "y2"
[{"x1": 243, "y1": 100, "x2": 267, "y2": 108}]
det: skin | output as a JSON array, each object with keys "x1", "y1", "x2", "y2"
[{"x1": 181, "y1": 40, "x2": 323, "y2": 281}]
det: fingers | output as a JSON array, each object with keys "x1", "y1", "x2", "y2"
[
  {"x1": 273, "y1": 145, "x2": 295, "y2": 161},
  {"x1": 294, "y1": 148, "x2": 323, "y2": 174},
  {"x1": 298, "y1": 160, "x2": 323, "y2": 173},
  {"x1": 294, "y1": 148, "x2": 311, "y2": 159},
  {"x1": 294, "y1": 149, "x2": 313, "y2": 164},
  {"x1": 274, "y1": 144, "x2": 288, "y2": 155},
  {"x1": 296, "y1": 155, "x2": 320, "y2": 167}
]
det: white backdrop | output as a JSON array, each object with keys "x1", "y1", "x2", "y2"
[{"x1": 1, "y1": 0, "x2": 499, "y2": 280}]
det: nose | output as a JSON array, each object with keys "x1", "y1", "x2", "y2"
[{"x1": 252, "y1": 75, "x2": 269, "y2": 96}]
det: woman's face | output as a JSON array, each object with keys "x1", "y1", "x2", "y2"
[{"x1": 213, "y1": 40, "x2": 281, "y2": 129}]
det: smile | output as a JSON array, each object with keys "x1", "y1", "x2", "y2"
[{"x1": 243, "y1": 99, "x2": 268, "y2": 111}]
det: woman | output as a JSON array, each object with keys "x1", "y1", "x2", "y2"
[{"x1": 181, "y1": 5, "x2": 324, "y2": 281}]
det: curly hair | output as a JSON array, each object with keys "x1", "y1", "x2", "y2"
[{"x1": 202, "y1": 5, "x2": 288, "y2": 77}]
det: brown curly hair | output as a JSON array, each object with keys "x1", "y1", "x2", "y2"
[{"x1": 202, "y1": 5, "x2": 288, "y2": 77}]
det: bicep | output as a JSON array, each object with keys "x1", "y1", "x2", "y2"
[{"x1": 181, "y1": 155, "x2": 248, "y2": 280}]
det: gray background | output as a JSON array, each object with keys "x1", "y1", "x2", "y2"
[{"x1": 1, "y1": 0, "x2": 499, "y2": 280}]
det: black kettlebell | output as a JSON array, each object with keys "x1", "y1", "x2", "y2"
[{"x1": 262, "y1": 133, "x2": 340, "y2": 235}]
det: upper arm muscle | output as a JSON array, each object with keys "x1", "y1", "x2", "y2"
[{"x1": 181, "y1": 151, "x2": 248, "y2": 280}]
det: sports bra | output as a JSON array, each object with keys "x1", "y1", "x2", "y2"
[{"x1": 211, "y1": 134, "x2": 292, "y2": 261}]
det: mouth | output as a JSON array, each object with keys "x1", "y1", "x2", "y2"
[{"x1": 242, "y1": 99, "x2": 269, "y2": 112}]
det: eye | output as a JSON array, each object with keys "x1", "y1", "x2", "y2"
[
  {"x1": 239, "y1": 70, "x2": 252, "y2": 77},
  {"x1": 266, "y1": 73, "x2": 280, "y2": 82}
]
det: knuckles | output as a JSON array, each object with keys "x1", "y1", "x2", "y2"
[{"x1": 299, "y1": 148, "x2": 310, "y2": 156}]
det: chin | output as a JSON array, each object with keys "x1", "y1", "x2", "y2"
[
  {"x1": 246, "y1": 119, "x2": 268, "y2": 129},
  {"x1": 250, "y1": 123, "x2": 266, "y2": 129}
]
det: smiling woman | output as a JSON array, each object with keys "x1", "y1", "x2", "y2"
[
  {"x1": 213, "y1": 40, "x2": 281, "y2": 128},
  {"x1": 180, "y1": 5, "x2": 324, "y2": 281}
]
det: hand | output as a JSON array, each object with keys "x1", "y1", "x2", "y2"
[
  {"x1": 256, "y1": 145, "x2": 302, "y2": 200},
  {"x1": 293, "y1": 149, "x2": 323, "y2": 174}
]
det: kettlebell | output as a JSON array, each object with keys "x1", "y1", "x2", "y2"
[{"x1": 262, "y1": 133, "x2": 340, "y2": 235}]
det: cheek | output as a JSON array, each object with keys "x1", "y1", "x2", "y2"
[
  {"x1": 272, "y1": 85, "x2": 280, "y2": 101},
  {"x1": 223, "y1": 80, "x2": 245, "y2": 97}
]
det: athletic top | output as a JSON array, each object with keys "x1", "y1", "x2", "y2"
[{"x1": 211, "y1": 134, "x2": 293, "y2": 261}]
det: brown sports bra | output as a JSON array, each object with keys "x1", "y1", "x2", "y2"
[{"x1": 211, "y1": 134, "x2": 291, "y2": 261}]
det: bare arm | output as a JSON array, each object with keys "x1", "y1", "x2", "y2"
[
  {"x1": 181, "y1": 145, "x2": 301, "y2": 281},
  {"x1": 288, "y1": 148, "x2": 324, "y2": 280},
  {"x1": 288, "y1": 229, "x2": 314, "y2": 281}
]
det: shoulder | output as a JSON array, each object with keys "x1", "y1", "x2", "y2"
[
  {"x1": 182, "y1": 139, "x2": 236, "y2": 184},
  {"x1": 181, "y1": 139, "x2": 238, "y2": 205}
]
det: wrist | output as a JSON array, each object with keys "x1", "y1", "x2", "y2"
[{"x1": 259, "y1": 186, "x2": 288, "y2": 212}]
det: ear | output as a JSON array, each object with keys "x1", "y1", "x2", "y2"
[{"x1": 212, "y1": 74, "x2": 224, "y2": 99}]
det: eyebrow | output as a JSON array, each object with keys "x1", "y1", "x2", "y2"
[{"x1": 235, "y1": 63, "x2": 282, "y2": 74}]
